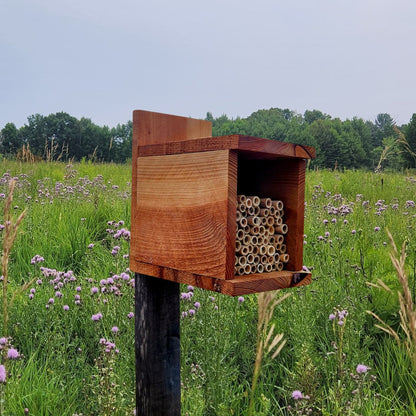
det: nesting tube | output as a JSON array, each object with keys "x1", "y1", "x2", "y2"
[{"x1": 234, "y1": 193, "x2": 290, "y2": 276}]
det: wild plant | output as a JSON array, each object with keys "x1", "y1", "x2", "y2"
[
  {"x1": 367, "y1": 230, "x2": 416, "y2": 370},
  {"x1": 1, "y1": 179, "x2": 28, "y2": 336},
  {"x1": 248, "y1": 290, "x2": 290, "y2": 416}
]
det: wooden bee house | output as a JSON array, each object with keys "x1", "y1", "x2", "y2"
[{"x1": 130, "y1": 110, "x2": 315, "y2": 296}]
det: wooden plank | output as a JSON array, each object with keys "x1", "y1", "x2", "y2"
[
  {"x1": 132, "y1": 150, "x2": 232, "y2": 279},
  {"x1": 135, "y1": 274, "x2": 180, "y2": 415},
  {"x1": 132, "y1": 260, "x2": 311, "y2": 296},
  {"x1": 133, "y1": 110, "x2": 212, "y2": 146},
  {"x1": 137, "y1": 135, "x2": 316, "y2": 160}
]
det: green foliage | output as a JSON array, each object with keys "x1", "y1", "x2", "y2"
[{"x1": 0, "y1": 162, "x2": 416, "y2": 414}]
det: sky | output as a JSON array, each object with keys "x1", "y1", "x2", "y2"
[{"x1": 1, "y1": 0, "x2": 416, "y2": 129}]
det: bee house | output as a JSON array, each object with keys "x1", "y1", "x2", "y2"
[{"x1": 130, "y1": 110, "x2": 315, "y2": 296}]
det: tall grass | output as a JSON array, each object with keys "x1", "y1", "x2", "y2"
[{"x1": 0, "y1": 162, "x2": 416, "y2": 414}]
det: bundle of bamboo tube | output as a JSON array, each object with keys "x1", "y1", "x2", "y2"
[{"x1": 235, "y1": 195, "x2": 289, "y2": 275}]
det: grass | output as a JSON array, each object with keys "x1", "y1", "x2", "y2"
[{"x1": 0, "y1": 162, "x2": 416, "y2": 414}]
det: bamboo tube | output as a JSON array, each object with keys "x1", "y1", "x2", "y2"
[
  {"x1": 237, "y1": 195, "x2": 247, "y2": 203},
  {"x1": 261, "y1": 217, "x2": 268, "y2": 226},
  {"x1": 235, "y1": 240, "x2": 242, "y2": 252},
  {"x1": 253, "y1": 206, "x2": 260, "y2": 216},
  {"x1": 249, "y1": 225, "x2": 260, "y2": 235},
  {"x1": 256, "y1": 264, "x2": 264, "y2": 273},
  {"x1": 275, "y1": 216, "x2": 283, "y2": 226},
  {"x1": 250, "y1": 264, "x2": 257, "y2": 274},
  {"x1": 253, "y1": 255, "x2": 260, "y2": 264},
  {"x1": 272, "y1": 200, "x2": 284, "y2": 211},
  {"x1": 267, "y1": 256, "x2": 274, "y2": 264},
  {"x1": 246, "y1": 244, "x2": 253, "y2": 254},
  {"x1": 259, "y1": 226, "x2": 266, "y2": 235},
  {"x1": 269, "y1": 206, "x2": 276, "y2": 216},
  {"x1": 237, "y1": 266, "x2": 245, "y2": 275},
  {"x1": 257, "y1": 236, "x2": 264, "y2": 246},
  {"x1": 274, "y1": 224, "x2": 288, "y2": 234},
  {"x1": 243, "y1": 234, "x2": 252, "y2": 245},
  {"x1": 279, "y1": 253, "x2": 289, "y2": 263},
  {"x1": 247, "y1": 216, "x2": 260, "y2": 226},
  {"x1": 236, "y1": 229, "x2": 245, "y2": 240},
  {"x1": 235, "y1": 256, "x2": 239, "y2": 266},
  {"x1": 244, "y1": 264, "x2": 251, "y2": 274},
  {"x1": 237, "y1": 246, "x2": 249, "y2": 256},
  {"x1": 243, "y1": 225, "x2": 251, "y2": 234},
  {"x1": 239, "y1": 217, "x2": 248, "y2": 228},
  {"x1": 266, "y1": 245, "x2": 275, "y2": 256},
  {"x1": 251, "y1": 235, "x2": 258, "y2": 246},
  {"x1": 276, "y1": 261, "x2": 284, "y2": 271},
  {"x1": 260, "y1": 255, "x2": 268, "y2": 264},
  {"x1": 238, "y1": 256, "x2": 247, "y2": 266},
  {"x1": 259, "y1": 246, "x2": 267, "y2": 255},
  {"x1": 247, "y1": 253, "x2": 255, "y2": 264},
  {"x1": 245, "y1": 198, "x2": 253, "y2": 208},
  {"x1": 247, "y1": 206, "x2": 255, "y2": 216},
  {"x1": 259, "y1": 208, "x2": 269, "y2": 217},
  {"x1": 247, "y1": 196, "x2": 260, "y2": 207},
  {"x1": 260, "y1": 197, "x2": 272, "y2": 208},
  {"x1": 266, "y1": 216, "x2": 275, "y2": 226},
  {"x1": 267, "y1": 226, "x2": 275, "y2": 235},
  {"x1": 238, "y1": 202, "x2": 246, "y2": 213},
  {"x1": 280, "y1": 244, "x2": 287, "y2": 253},
  {"x1": 273, "y1": 243, "x2": 282, "y2": 253},
  {"x1": 276, "y1": 234, "x2": 284, "y2": 245},
  {"x1": 265, "y1": 263, "x2": 273, "y2": 272},
  {"x1": 252, "y1": 246, "x2": 259, "y2": 255},
  {"x1": 269, "y1": 236, "x2": 276, "y2": 244}
]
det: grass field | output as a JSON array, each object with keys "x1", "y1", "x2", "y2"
[{"x1": 1, "y1": 160, "x2": 416, "y2": 415}]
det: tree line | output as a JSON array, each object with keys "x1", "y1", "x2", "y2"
[
  {"x1": 0, "y1": 112, "x2": 132, "y2": 163},
  {"x1": 1, "y1": 109, "x2": 416, "y2": 169},
  {"x1": 207, "y1": 109, "x2": 416, "y2": 170}
]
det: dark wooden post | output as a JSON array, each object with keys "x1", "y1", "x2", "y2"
[{"x1": 135, "y1": 274, "x2": 181, "y2": 415}]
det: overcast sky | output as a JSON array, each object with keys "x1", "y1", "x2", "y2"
[{"x1": 1, "y1": 0, "x2": 416, "y2": 129}]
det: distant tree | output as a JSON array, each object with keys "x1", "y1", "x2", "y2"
[
  {"x1": 0, "y1": 123, "x2": 21, "y2": 155},
  {"x1": 401, "y1": 114, "x2": 416, "y2": 168},
  {"x1": 372, "y1": 113, "x2": 395, "y2": 148},
  {"x1": 303, "y1": 110, "x2": 331, "y2": 124},
  {"x1": 110, "y1": 121, "x2": 133, "y2": 162}
]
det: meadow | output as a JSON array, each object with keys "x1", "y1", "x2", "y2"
[{"x1": 0, "y1": 160, "x2": 416, "y2": 415}]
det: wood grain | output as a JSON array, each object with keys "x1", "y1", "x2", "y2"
[
  {"x1": 132, "y1": 260, "x2": 311, "y2": 296},
  {"x1": 137, "y1": 135, "x2": 316, "y2": 160},
  {"x1": 133, "y1": 110, "x2": 212, "y2": 146},
  {"x1": 132, "y1": 149, "x2": 236, "y2": 279}
]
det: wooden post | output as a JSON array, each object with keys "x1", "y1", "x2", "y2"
[{"x1": 135, "y1": 274, "x2": 180, "y2": 415}]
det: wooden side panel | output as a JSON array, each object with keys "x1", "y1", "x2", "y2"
[
  {"x1": 132, "y1": 150, "x2": 232, "y2": 279},
  {"x1": 238, "y1": 158, "x2": 306, "y2": 271},
  {"x1": 131, "y1": 261, "x2": 311, "y2": 296},
  {"x1": 133, "y1": 110, "x2": 212, "y2": 146}
]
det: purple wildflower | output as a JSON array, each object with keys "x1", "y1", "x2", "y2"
[
  {"x1": 292, "y1": 390, "x2": 303, "y2": 400},
  {"x1": 356, "y1": 364, "x2": 369, "y2": 374},
  {"x1": 91, "y1": 287, "x2": 99, "y2": 294},
  {"x1": 238, "y1": 296, "x2": 245, "y2": 303},
  {"x1": 111, "y1": 326, "x2": 119, "y2": 333},
  {"x1": 374, "y1": 226, "x2": 380, "y2": 232},
  {"x1": 48, "y1": 298, "x2": 55, "y2": 304},
  {"x1": 194, "y1": 302, "x2": 201, "y2": 309},
  {"x1": 188, "y1": 309, "x2": 196, "y2": 316},
  {"x1": 352, "y1": 229, "x2": 356, "y2": 234},
  {"x1": 127, "y1": 312, "x2": 134, "y2": 319},
  {"x1": 88, "y1": 243, "x2": 95, "y2": 249},
  {"x1": 7, "y1": 348, "x2": 20, "y2": 359},
  {"x1": 329, "y1": 313, "x2": 336, "y2": 321},
  {"x1": 63, "y1": 305, "x2": 69, "y2": 311},
  {"x1": 92, "y1": 313, "x2": 103, "y2": 321},
  {"x1": 0, "y1": 365, "x2": 6, "y2": 383},
  {"x1": 0, "y1": 337, "x2": 7, "y2": 345}
]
